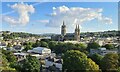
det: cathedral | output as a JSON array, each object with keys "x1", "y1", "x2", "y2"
[{"x1": 51, "y1": 21, "x2": 80, "y2": 41}]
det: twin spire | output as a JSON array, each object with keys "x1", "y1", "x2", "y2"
[
  {"x1": 62, "y1": 21, "x2": 80, "y2": 29},
  {"x1": 75, "y1": 24, "x2": 80, "y2": 30}
]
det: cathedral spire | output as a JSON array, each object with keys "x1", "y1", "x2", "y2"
[
  {"x1": 63, "y1": 21, "x2": 65, "y2": 25},
  {"x1": 78, "y1": 24, "x2": 79, "y2": 29},
  {"x1": 75, "y1": 24, "x2": 78, "y2": 29}
]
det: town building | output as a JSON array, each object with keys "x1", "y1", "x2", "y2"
[
  {"x1": 27, "y1": 47, "x2": 51, "y2": 55},
  {"x1": 45, "y1": 56, "x2": 62, "y2": 71},
  {"x1": 90, "y1": 47, "x2": 118, "y2": 56}
]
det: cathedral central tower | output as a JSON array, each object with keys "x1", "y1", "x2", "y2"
[{"x1": 61, "y1": 21, "x2": 66, "y2": 36}]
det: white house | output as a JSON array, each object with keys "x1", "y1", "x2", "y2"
[{"x1": 27, "y1": 47, "x2": 51, "y2": 55}]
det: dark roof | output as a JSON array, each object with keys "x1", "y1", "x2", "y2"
[{"x1": 64, "y1": 34, "x2": 74, "y2": 37}]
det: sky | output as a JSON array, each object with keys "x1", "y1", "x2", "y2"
[{"x1": 1, "y1": 2, "x2": 118, "y2": 34}]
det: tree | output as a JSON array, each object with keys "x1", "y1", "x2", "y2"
[
  {"x1": 75, "y1": 43, "x2": 87, "y2": 52},
  {"x1": 54, "y1": 42, "x2": 65, "y2": 54},
  {"x1": 2, "y1": 50, "x2": 17, "y2": 63},
  {"x1": 32, "y1": 40, "x2": 41, "y2": 47},
  {"x1": 1, "y1": 53, "x2": 9, "y2": 67},
  {"x1": 40, "y1": 39, "x2": 52, "y2": 43},
  {"x1": 118, "y1": 53, "x2": 120, "y2": 67},
  {"x1": 103, "y1": 44, "x2": 114, "y2": 50},
  {"x1": 21, "y1": 55, "x2": 40, "y2": 72},
  {"x1": 48, "y1": 41, "x2": 57, "y2": 51},
  {"x1": 62, "y1": 50, "x2": 99, "y2": 72},
  {"x1": 0, "y1": 51, "x2": 16, "y2": 72},
  {"x1": 40, "y1": 41, "x2": 48, "y2": 48},
  {"x1": 100, "y1": 53, "x2": 119, "y2": 72},
  {"x1": 23, "y1": 45, "x2": 32, "y2": 52},
  {"x1": 86, "y1": 58, "x2": 100, "y2": 72},
  {"x1": 102, "y1": 34, "x2": 109, "y2": 37},
  {"x1": 87, "y1": 42, "x2": 100, "y2": 52},
  {"x1": 89, "y1": 53, "x2": 103, "y2": 66}
]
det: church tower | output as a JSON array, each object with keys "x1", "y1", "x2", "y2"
[
  {"x1": 61, "y1": 21, "x2": 66, "y2": 36},
  {"x1": 77, "y1": 24, "x2": 80, "y2": 41},
  {"x1": 74, "y1": 24, "x2": 80, "y2": 41}
]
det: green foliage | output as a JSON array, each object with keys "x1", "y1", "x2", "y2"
[
  {"x1": 86, "y1": 58, "x2": 100, "y2": 72},
  {"x1": 100, "y1": 53, "x2": 119, "y2": 72},
  {"x1": 87, "y1": 42, "x2": 100, "y2": 52},
  {"x1": 118, "y1": 53, "x2": 120, "y2": 67},
  {"x1": 54, "y1": 42, "x2": 66, "y2": 54},
  {"x1": 62, "y1": 50, "x2": 99, "y2": 72},
  {"x1": 23, "y1": 45, "x2": 32, "y2": 51},
  {"x1": 102, "y1": 34, "x2": 109, "y2": 37},
  {"x1": 32, "y1": 40, "x2": 41, "y2": 47},
  {"x1": 49, "y1": 42, "x2": 87, "y2": 54},
  {"x1": 103, "y1": 44, "x2": 115, "y2": 50},
  {"x1": 0, "y1": 50, "x2": 16, "y2": 72},
  {"x1": 2, "y1": 31, "x2": 41, "y2": 40},
  {"x1": 40, "y1": 41, "x2": 48, "y2": 48},
  {"x1": 40, "y1": 39, "x2": 52, "y2": 43},
  {"x1": 21, "y1": 55, "x2": 40, "y2": 72},
  {"x1": 48, "y1": 41, "x2": 57, "y2": 51},
  {"x1": 89, "y1": 53, "x2": 103, "y2": 66},
  {"x1": 11, "y1": 63, "x2": 22, "y2": 72},
  {"x1": 2, "y1": 49, "x2": 17, "y2": 63},
  {"x1": 1, "y1": 53, "x2": 9, "y2": 67},
  {"x1": 32, "y1": 40, "x2": 48, "y2": 48},
  {"x1": 75, "y1": 43, "x2": 87, "y2": 52},
  {"x1": 23, "y1": 42, "x2": 34, "y2": 51}
]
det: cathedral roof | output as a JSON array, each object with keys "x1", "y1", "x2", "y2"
[{"x1": 64, "y1": 33, "x2": 74, "y2": 37}]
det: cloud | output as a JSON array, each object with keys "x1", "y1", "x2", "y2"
[
  {"x1": 46, "y1": 5, "x2": 112, "y2": 28},
  {"x1": 36, "y1": 20, "x2": 49, "y2": 23},
  {"x1": 3, "y1": 3, "x2": 35, "y2": 26}
]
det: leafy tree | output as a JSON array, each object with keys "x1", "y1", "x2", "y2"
[
  {"x1": 23, "y1": 45, "x2": 32, "y2": 52},
  {"x1": 53, "y1": 42, "x2": 88, "y2": 54},
  {"x1": 103, "y1": 44, "x2": 115, "y2": 50},
  {"x1": 62, "y1": 50, "x2": 99, "y2": 72},
  {"x1": 21, "y1": 55, "x2": 40, "y2": 72},
  {"x1": 100, "y1": 53, "x2": 119, "y2": 72},
  {"x1": 40, "y1": 41, "x2": 48, "y2": 48},
  {"x1": 118, "y1": 53, "x2": 120, "y2": 66},
  {"x1": 32, "y1": 40, "x2": 41, "y2": 47},
  {"x1": 54, "y1": 42, "x2": 66, "y2": 54},
  {"x1": 65, "y1": 43, "x2": 76, "y2": 50},
  {"x1": 2, "y1": 50, "x2": 17, "y2": 63},
  {"x1": 0, "y1": 51, "x2": 16, "y2": 72},
  {"x1": 75, "y1": 43, "x2": 87, "y2": 52},
  {"x1": 23, "y1": 42, "x2": 34, "y2": 46},
  {"x1": 1, "y1": 53, "x2": 9, "y2": 67},
  {"x1": 11, "y1": 63, "x2": 22, "y2": 72},
  {"x1": 40, "y1": 39, "x2": 52, "y2": 43},
  {"x1": 102, "y1": 34, "x2": 109, "y2": 37},
  {"x1": 22, "y1": 42, "x2": 34, "y2": 51},
  {"x1": 86, "y1": 58, "x2": 100, "y2": 72},
  {"x1": 48, "y1": 41, "x2": 57, "y2": 51},
  {"x1": 89, "y1": 53, "x2": 103, "y2": 66},
  {"x1": 87, "y1": 42, "x2": 100, "y2": 52}
]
